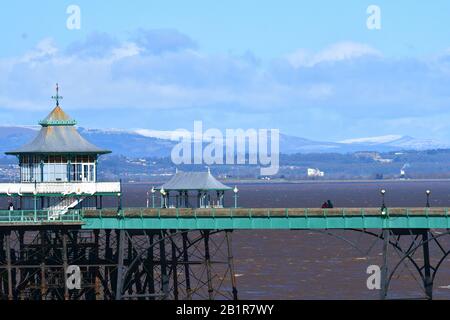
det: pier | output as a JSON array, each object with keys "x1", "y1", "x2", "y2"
[
  {"x1": 0, "y1": 88, "x2": 448, "y2": 300},
  {"x1": 0, "y1": 207, "x2": 449, "y2": 300}
]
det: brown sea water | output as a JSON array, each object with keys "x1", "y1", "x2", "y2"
[{"x1": 121, "y1": 180, "x2": 450, "y2": 299}]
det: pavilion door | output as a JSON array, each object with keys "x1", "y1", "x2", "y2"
[{"x1": 82, "y1": 164, "x2": 89, "y2": 182}]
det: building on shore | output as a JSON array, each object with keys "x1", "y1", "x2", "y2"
[
  {"x1": 307, "y1": 168, "x2": 324, "y2": 178},
  {"x1": 0, "y1": 85, "x2": 121, "y2": 218},
  {"x1": 157, "y1": 169, "x2": 232, "y2": 208}
]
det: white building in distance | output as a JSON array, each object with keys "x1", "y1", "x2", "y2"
[{"x1": 307, "y1": 168, "x2": 324, "y2": 177}]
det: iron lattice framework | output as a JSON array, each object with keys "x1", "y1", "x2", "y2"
[
  {"x1": 1, "y1": 226, "x2": 450, "y2": 299},
  {"x1": 315, "y1": 228, "x2": 450, "y2": 300},
  {"x1": 0, "y1": 228, "x2": 238, "y2": 300}
]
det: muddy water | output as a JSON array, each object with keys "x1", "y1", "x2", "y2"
[{"x1": 121, "y1": 180, "x2": 450, "y2": 299}]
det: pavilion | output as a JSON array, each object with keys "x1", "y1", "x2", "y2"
[
  {"x1": 0, "y1": 84, "x2": 121, "y2": 218},
  {"x1": 157, "y1": 169, "x2": 232, "y2": 208}
]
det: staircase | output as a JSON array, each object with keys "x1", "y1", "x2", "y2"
[{"x1": 47, "y1": 197, "x2": 85, "y2": 220}]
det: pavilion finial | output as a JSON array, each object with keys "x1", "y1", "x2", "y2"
[{"x1": 51, "y1": 83, "x2": 63, "y2": 106}]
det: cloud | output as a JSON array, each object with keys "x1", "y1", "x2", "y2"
[
  {"x1": 132, "y1": 28, "x2": 198, "y2": 54},
  {"x1": 285, "y1": 41, "x2": 382, "y2": 68},
  {"x1": 1, "y1": 32, "x2": 450, "y2": 141},
  {"x1": 65, "y1": 32, "x2": 120, "y2": 58},
  {"x1": 21, "y1": 38, "x2": 58, "y2": 63}
]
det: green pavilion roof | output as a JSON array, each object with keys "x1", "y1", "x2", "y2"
[
  {"x1": 38, "y1": 105, "x2": 77, "y2": 126},
  {"x1": 5, "y1": 86, "x2": 110, "y2": 155}
]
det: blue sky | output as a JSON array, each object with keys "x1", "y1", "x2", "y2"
[{"x1": 1, "y1": 1, "x2": 450, "y2": 142}]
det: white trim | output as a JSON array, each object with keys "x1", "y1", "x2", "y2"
[{"x1": 0, "y1": 182, "x2": 120, "y2": 195}]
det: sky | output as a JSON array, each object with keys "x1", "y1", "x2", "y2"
[{"x1": 1, "y1": 1, "x2": 450, "y2": 142}]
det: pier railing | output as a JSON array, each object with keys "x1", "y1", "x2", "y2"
[
  {"x1": 82, "y1": 207, "x2": 450, "y2": 230},
  {"x1": 83, "y1": 207, "x2": 450, "y2": 217},
  {"x1": 0, "y1": 209, "x2": 83, "y2": 224},
  {"x1": 1, "y1": 207, "x2": 450, "y2": 228}
]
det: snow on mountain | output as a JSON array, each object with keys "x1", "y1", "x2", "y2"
[
  {"x1": 386, "y1": 136, "x2": 449, "y2": 150},
  {"x1": 0, "y1": 125, "x2": 447, "y2": 157},
  {"x1": 339, "y1": 135, "x2": 449, "y2": 150},
  {"x1": 134, "y1": 129, "x2": 179, "y2": 141},
  {"x1": 97, "y1": 129, "x2": 450, "y2": 153},
  {"x1": 340, "y1": 135, "x2": 403, "y2": 145}
]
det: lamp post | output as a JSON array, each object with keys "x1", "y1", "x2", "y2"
[
  {"x1": 233, "y1": 186, "x2": 239, "y2": 208},
  {"x1": 118, "y1": 178, "x2": 123, "y2": 212},
  {"x1": 118, "y1": 192, "x2": 122, "y2": 211},
  {"x1": 380, "y1": 189, "x2": 386, "y2": 215},
  {"x1": 426, "y1": 190, "x2": 431, "y2": 208},
  {"x1": 160, "y1": 187, "x2": 166, "y2": 208},
  {"x1": 151, "y1": 186, "x2": 156, "y2": 208}
]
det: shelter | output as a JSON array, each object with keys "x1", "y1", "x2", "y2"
[{"x1": 158, "y1": 169, "x2": 231, "y2": 208}]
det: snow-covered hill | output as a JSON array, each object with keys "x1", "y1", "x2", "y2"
[
  {"x1": 0, "y1": 126, "x2": 447, "y2": 157},
  {"x1": 340, "y1": 135, "x2": 449, "y2": 151}
]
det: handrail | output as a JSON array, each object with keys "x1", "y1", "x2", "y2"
[
  {"x1": 1, "y1": 207, "x2": 449, "y2": 225},
  {"x1": 0, "y1": 209, "x2": 82, "y2": 223}
]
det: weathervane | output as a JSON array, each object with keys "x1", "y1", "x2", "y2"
[{"x1": 51, "y1": 83, "x2": 63, "y2": 106}]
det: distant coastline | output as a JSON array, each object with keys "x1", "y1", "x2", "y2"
[{"x1": 124, "y1": 178, "x2": 450, "y2": 185}]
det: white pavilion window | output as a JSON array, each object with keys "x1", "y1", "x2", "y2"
[
  {"x1": 71, "y1": 155, "x2": 96, "y2": 182},
  {"x1": 20, "y1": 155, "x2": 42, "y2": 182},
  {"x1": 42, "y1": 155, "x2": 68, "y2": 182},
  {"x1": 19, "y1": 154, "x2": 96, "y2": 182}
]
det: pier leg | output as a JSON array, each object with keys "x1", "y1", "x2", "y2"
[
  {"x1": 203, "y1": 231, "x2": 214, "y2": 300},
  {"x1": 159, "y1": 232, "x2": 169, "y2": 298},
  {"x1": 170, "y1": 233, "x2": 179, "y2": 300},
  {"x1": 104, "y1": 229, "x2": 111, "y2": 300},
  {"x1": 93, "y1": 230, "x2": 101, "y2": 300},
  {"x1": 62, "y1": 231, "x2": 69, "y2": 300},
  {"x1": 182, "y1": 232, "x2": 192, "y2": 300},
  {"x1": 380, "y1": 229, "x2": 389, "y2": 300},
  {"x1": 40, "y1": 231, "x2": 46, "y2": 300},
  {"x1": 225, "y1": 230, "x2": 238, "y2": 300},
  {"x1": 5, "y1": 232, "x2": 13, "y2": 300},
  {"x1": 127, "y1": 236, "x2": 133, "y2": 296},
  {"x1": 115, "y1": 230, "x2": 125, "y2": 300},
  {"x1": 18, "y1": 230, "x2": 24, "y2": 300},
  {"x1": 0, "y1": 233, "x2": 4, "y2": 298},
  {"x1": 147, "y1": 232, "x2": 155, "y2": 299},
  {"x1": 422, "y1": 230, "x2": 433, "y2": 300}
]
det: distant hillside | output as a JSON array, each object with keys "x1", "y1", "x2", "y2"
[
  {"x1": 0, "y1": 126, "x2": 176, "y2": 158},
  {"x1": 79, "y1": 128, "x2": 175, "y2": 158},
  {"x1": 0, "y1": 126, "x2": 38, "y2": 153},
  {"x1": 0, "y1": 126, "x2": 447, "y2": 158}
]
